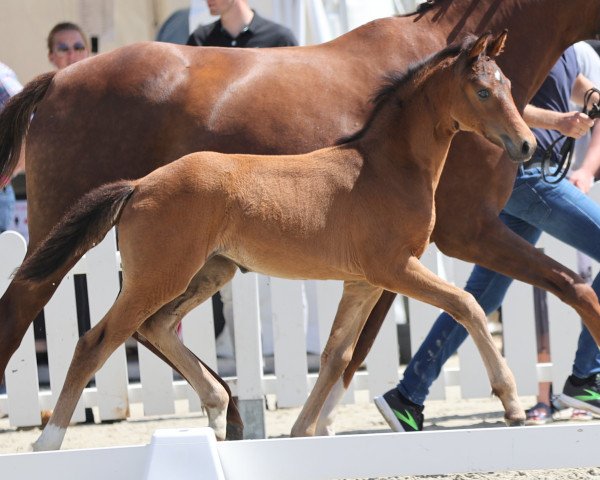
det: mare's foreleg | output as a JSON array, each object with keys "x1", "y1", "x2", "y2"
[
  {"x1": 370, "y1": 256, "x2": 524, "y2": 426},
  {"x1": 291, "y1": 281, "x2": 382, "y2": 437},
  {"x1": 437, "y1": 216, "x2": 600, "y2": 347}
]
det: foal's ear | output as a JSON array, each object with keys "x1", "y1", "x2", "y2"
[
  {"x1": 468, "y1": 32, "x2": 492, "y2": 61},
  {"x1": 488, "y1": 30, "x2": 508, "y2": 58}
]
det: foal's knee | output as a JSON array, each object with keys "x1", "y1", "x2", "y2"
[
  {"x1": 451, "y1": 291, "x2": 485, "y2": 327},
  {"x1": 572, "y1": 282, "x2": 599, "y2": 309},
  {"x1": 321, "y1": 343, "x2": 353, "y2": 376},
  {"x1": 74, "y1": 326, "x2": 104, "y2": 355}
]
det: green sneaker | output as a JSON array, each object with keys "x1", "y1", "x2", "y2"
[
  {"x1": 374, "y1": 388, "x2": 424, "y2": 432},
  {"x1": 558, "y1": 374, "x2": 600, "y2": 417}
]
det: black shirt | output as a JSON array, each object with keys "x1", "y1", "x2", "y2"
[{"x1": 186, "y1": 11, "x2": 298, "y2": 48}]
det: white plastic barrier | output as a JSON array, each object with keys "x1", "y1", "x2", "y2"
[{"x1": 2, "y1": 424, "x2": 600, "y2": 479}]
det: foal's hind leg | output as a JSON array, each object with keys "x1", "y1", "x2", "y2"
[
  {"x1": 135, "y1": 256, "x2": 242, "y2": 440},
  {"x1": 32, "y1": 287, "x2": 173, "y2": 451},
  {"x1": 138, "y1": 318, "x2": 234, "y2": 440},
  {"x1": 291, "y1": 281, "x2": 383, "y2": 437},
  {"x1": 370, "y1": 256, "x2": 524, "y2": 426}
]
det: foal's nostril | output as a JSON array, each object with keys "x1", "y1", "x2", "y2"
[{"x1": 521, "y1": 141, "x2": 532, "y2": 157}]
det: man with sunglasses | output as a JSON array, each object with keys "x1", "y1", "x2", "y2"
[{"x1": 47, "y1": 22, "x2": 90, "y2": 70}]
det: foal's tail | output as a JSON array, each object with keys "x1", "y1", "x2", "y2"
[
  {"x1": 15, "y1": 181, "x2": 136, "y2": 283},
  {"x1": 0, "y1": 71, "x2": 56, "y2": 186}
]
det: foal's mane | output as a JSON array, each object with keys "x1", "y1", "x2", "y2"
[{"x1": 337, "y1": 37, "x2": 472, "y2": 145}]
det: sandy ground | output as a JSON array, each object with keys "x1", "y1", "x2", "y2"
[{"x1": 1, "y1": 391, "x2": 600, "y2": 479}]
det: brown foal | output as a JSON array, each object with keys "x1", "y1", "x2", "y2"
[
  {"x1": 2, "y1": 0, "x2": 600, "y2": 439},
  {"x1": 16, "y1": 33, "x2": 534, "y2": 450}
]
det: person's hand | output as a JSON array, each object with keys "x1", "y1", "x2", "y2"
[
  {"x1": 569, "y1": 168, "x2": 595, "y2": 194},
  {"x1": 555, "y1": 111, "x2": 594, "y2": 139}
]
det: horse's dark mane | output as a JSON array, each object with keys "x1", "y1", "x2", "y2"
[
  {"x1": 393, "y1": 0, "x2": 439, "y2": 19},
  {"x1": 337, "y1": 35, "x2": 473, "y2": 145},
  {"x1": 416, "y1": 0, "x2": 438, "y2": 13}
]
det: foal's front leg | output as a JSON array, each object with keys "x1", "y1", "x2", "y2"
[
  {"x1": 370, "y1": 256, "x2": 524, "y2": 426},
  {"x1": 291, "y1": 281, "x2": 383, "y2": 437}
]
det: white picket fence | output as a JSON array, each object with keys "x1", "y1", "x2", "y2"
[{"x1": 1, "y1": 187, "x2": 599, "y2": 436}]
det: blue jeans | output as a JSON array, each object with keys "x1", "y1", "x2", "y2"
[
  {"x1": 0, "y1": 184, "x2": 15, "y2": 233},
  {"x1": 399, "y1": 166, "x2": 600, "y2": 406}
]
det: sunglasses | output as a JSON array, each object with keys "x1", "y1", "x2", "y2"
[{"x1": 54, "y1": 42, "x2": 87, "y2": 55}]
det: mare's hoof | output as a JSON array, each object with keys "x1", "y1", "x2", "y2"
[
  {"x1": 41, "y1": 409, "x2": 53, "y2": 427},
  {"x1": 225, "y1": 422, "x2": 244, "y2": 440}
]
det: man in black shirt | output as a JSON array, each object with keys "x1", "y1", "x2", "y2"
[{"x1": 187, "y1": 0, "x2": 298, "y2": 48}]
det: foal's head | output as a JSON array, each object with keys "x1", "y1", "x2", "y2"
[{"x1": 448, "y1": 31, "x2": 535, "y2": 162}]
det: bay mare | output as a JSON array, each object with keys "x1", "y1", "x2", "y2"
[
  {"x1": 2, "y1": 0, "x2": 600, "y2": 436},
  {"x1": 17, "y1": 34, "x2": 535, "y2": 450}
]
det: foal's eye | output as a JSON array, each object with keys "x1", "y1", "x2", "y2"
[{"x1": 477, "y1": 89, "x2": 490, "y2": 99}]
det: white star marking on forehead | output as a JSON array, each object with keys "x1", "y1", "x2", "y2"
[{"x1": 495, "y1": 69, "x2": 502, "y2": 82}]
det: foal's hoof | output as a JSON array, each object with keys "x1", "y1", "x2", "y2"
[
  {"x1": 225, "y1": 422, "x2": 244, "y2": 441},
  {"x1": 505, "y1": 417, "x2": 525, "y2": 427},
  {"x1": 315, "y1": 422, "x2": 336, "y2": 436}
]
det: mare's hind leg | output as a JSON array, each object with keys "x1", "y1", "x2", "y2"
[
  {"x1": 370, "y1": 256, "x2": 524, "y2": 426},
  {"x1": 135, "y1": 256, "x2": 242, "y2": 440},
  {"x1": 1, "y1": 259, "x2": 83, "y2": 384},
  {"x1": 291, "y1": 280, "x2": 382, "y2": 437}
]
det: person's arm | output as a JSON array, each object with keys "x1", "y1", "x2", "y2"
[
  {"x1": 571, "y1": 73, "x2": 600, "y2": 107},
  {"x1": 568, "y1": 73, "x2": 600, "y2": 192},
  {"x1": 570, "y1": 118, "x2": 600, "y2": 193},
  {"x1": 523, "y1": 104, "x2": 593, "y2": 139}
]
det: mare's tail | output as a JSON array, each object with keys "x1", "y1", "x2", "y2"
[
  {"x1": 15, "y1": 181, "x2": 136, "y2": 283},
  {"x1": 0, "y1": 71, "x2": 56, "y2": 185}
]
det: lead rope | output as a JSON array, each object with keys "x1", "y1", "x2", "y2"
[{"x1": 541, "y1": 87, "x2": 600, "y2": 184}]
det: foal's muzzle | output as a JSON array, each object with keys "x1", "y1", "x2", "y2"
[{"x1": 500, "y1": 134, "x2": 536, "y2": 163}]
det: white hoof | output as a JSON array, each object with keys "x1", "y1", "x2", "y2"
[
  {"x1": 206, "y1": 406, "x2": 228, "y2": 441},
  {"x1": 32, "y1": 424, "x2": 65, "y2": 451}
]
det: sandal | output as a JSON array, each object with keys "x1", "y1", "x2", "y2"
[{"x1": 525, "y1": 402, "x2": 553, "y2": 425}]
